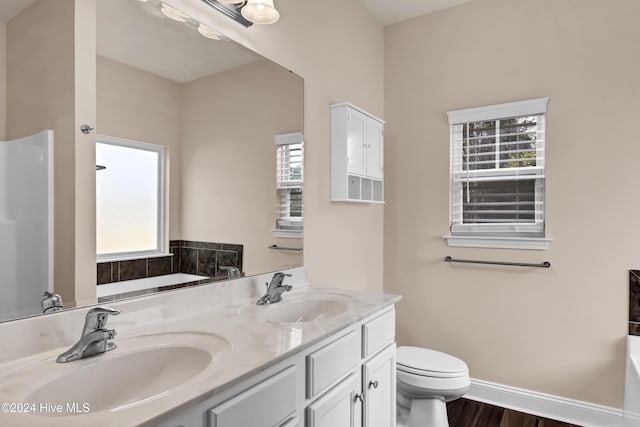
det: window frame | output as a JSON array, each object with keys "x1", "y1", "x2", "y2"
[
  {"x1": 96, "y1": 135, "x2": 167, "y2": 261},
  {"x1": 273, "y1": 132, "x2": 304, "y2": 239},
  {"x1": 444, "y1": 98, "x2": 551, "y2": 250}
]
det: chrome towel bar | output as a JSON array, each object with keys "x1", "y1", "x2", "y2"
[
  {"x1": 444, "y1": 256, "x2": 550, "y2": 268},
  {"x1": 268, "y1": 244, "x2": 303, "y2": 252}
]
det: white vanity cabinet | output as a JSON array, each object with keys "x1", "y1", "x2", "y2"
[
  {"x1": 305, "y1": 307, "x2": 396, "y2": 427},
  {"x1": 330, "y1": 103, "x2": 385, "y2": 203},
  {"x1": 156, "y1": 306, "x2": 396, "y2": 427}
]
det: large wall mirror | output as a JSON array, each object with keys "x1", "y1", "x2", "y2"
[{"x1": 0, "y1": 0, "x2": 303, "y2": 323}]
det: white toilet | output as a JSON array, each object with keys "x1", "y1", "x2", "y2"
[{"x1": 396, "y1": 346, "x2": 470, "y2": 427}]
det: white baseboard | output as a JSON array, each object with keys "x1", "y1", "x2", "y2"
[{"x1": 465, "y1": 378, "x2": 624, "y2": 427}]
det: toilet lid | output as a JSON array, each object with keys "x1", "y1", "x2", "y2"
[{"x1": 397, "y1": 346, "x2": 468, "y2": 378}]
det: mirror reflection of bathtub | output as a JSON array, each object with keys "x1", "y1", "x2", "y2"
[{"x1": 625, "y1": 335, "x2": 640, "y2": 426}]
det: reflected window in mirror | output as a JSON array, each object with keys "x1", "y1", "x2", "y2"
[
  {"x1": 274, "y1": 132, "x2": 304, "y2": 238},
  {"x1": 96, "y1": 136, "x2": 167, "y2": 260}
]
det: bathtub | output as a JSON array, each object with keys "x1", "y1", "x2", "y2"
[
  {"x1": 97, "y1": 273, "x2": 210, "y2": 301},
  {"x1": 626, "y1": 335, "x2": 640, "y2": 426}
]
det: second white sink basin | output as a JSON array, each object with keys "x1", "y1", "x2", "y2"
[
  {"x1": 3, "y1": 332, "x2": 231, "y2": 417},
  {"x1": 264, "y1": 298, "x2": 348, "y2": 323}
]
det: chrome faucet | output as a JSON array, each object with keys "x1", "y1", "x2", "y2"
[
  {"x1": 219, "y1": 265, "x2": 241, "y2": 280},
  {"x1": 56, "y1": 307, "x2": 120, "y2": 363},
  {"x1": 256, "y1": 272, "x2": 292, "y2": 305},
  {"x1": 41, "y1": 291, "x2": 63, "y2": 314}
]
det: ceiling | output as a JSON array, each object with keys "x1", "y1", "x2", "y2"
[
  {"x1": 359, "y1": 0, "x2": 472, "y2": 26},
  {"x1": 0, "y1": 0, "x2": 34, "y2": 22},
  {"x1": 97, "y1": 0, "x2": 258, "y2": 83},
  {"x1": 0, "y1": 0, "x2": 258, "y2": 83},
  {"x1": 0, "y1": 0, "x2": 471, "y2": 80}
]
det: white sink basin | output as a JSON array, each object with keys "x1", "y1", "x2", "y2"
[
  {"x1": 264, "y1": 298, "x2": 348, "y2": 323},
  {"x1": 2, "y1": 332, "x2": 231, "y2": 417}
]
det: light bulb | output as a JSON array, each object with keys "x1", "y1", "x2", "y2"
[
  {"x1": 241, "y1": 0, "x2": 279, "y2": 25},
  {"x1": 161, "y1": 3, "x2": 189, "y2": 22},
  {"x1": 198, "y1": 23, "x2": 223, "y2": 40}
]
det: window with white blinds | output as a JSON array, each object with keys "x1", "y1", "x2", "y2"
[
  {"x1": 274, "y1": 132, "x2": 303, "y2": 238},
  {"x1": 447, "y1": 98, "x2": 548, "y2": 245}
]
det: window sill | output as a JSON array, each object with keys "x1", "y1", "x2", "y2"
[
  {"x1": 443, "y1": 235, "x2": 550, "y2": 250},
  {"x1": 97, "y1": 252, "x2": 173, "y2": 263},
  {"x1": 272, "y1": 229, "x2": 303, "y2": 239}
]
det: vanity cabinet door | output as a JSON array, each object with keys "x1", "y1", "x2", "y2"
[
  {"x1": 208, "y1": 365, "x2": 297, "y2": 427},
  {"x1": 362, "y1": 344, "x2": 396, "y2": 427},
  {"x1": 307, "y1": 372, "x2": 361, "y2": 427}
]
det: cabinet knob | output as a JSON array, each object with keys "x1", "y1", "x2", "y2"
[
  {"x1": 368, "y1": 380, "x2": 379, "y2": 389},
  {"x1": 354, "y1": 393, "x2": 364, "y2": 403}
]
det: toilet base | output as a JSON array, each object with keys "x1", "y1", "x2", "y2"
[{"x1": 397, "y1": 397, "x2": 450, "y2": 427}]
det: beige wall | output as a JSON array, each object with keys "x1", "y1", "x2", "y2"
[
  {"x1": 384, "y1": 0, "x2": 639, "y2": 407},
  {"x1": 7, "y1": 0, "x2": 95, "y2": 307},
  {"x1": 73, "y1": 0, "x2": 97, "y2": 307},
  {"x1": 0, "y1": 22, "x2": 6, "y2": 140},
  {"x1": 96, "y1": 55, "x2": 183, "y2": 240},
  {"x1": 181, "y1": 60, "x2": 303, "y2": 275},
  {"x1": 172, "y1": 0, "x2": 385, "y2": 291}
]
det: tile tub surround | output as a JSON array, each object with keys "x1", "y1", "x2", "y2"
[
  {"x1": 631, "y1": 271, "x2": 640, "y2": 336},
  {"x1": 171, "y1": 240, "x2": 244, "y2": 279},
  {"x1": 0, "y1": 267, "x2": 400, "y2": 426},
  {"x1": 96, "y1": 240, "x2": 244, "y2": 285}
]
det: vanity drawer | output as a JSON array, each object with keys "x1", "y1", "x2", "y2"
[
  {"x1": 208, "y1": 365, "x2": 297, "y2": 427},
  {"x1": 362, "y1": 308, "x2": 395, "y2": 358},
  {"x1": 307, "y1": 330, "x2": 360, "y2": 399}
]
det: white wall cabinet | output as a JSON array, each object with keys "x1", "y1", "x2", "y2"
[
  {"x1": 331, "y1": 103, "x2": 385, "y2": 203},
  {"x1": 156, "y1": 307, "x2": 396, "y2": 427}
]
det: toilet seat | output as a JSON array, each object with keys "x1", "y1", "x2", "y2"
[{"x1": 397, "y1": 346, "x2": 469, "y2": 378}]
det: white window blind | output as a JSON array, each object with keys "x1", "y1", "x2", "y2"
[
  {"x1": 275, "y1": 132, "x2": 303, "y2": 237},
  {"x1": 448, "y1": 98, "x2": 548, "y2": 238}
]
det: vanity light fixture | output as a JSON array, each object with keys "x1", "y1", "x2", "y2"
[
  {"x1": 241, "y1": 0, "x2": 280, "y2": 24},
  {"x1": 144, "y1": 1, "x2": 228, "y2": 40},
  {"x1": 201, "y1": 0, "x2": 281, "y2": 26},
  {"x1": 160, "y1": 2, "x2": 190, "y2": 22}
]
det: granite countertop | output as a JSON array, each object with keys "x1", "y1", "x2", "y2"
[{"x1": 0, "y1": 275, "x2": 400, "y2": 427}]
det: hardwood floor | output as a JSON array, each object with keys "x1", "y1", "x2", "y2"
[{"x1": 446, "y1": 399, "x2": 581, "y2": 427}]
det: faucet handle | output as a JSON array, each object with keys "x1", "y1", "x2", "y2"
[{"x1": 83, "y1": 307, "x2": 120, "y2": 335}]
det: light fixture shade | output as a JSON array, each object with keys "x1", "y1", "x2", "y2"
[
  {"x1": 161, "y1": 3, "x2": 189, "y2": 22},
  {"x1": 241, "y1": 0, "x2": 280, "y2": 25},
  {"x1": 198, "y1": 23, "x2": 223, "y2": 40}
]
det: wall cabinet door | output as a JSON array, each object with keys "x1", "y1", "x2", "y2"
[
  {"x1": 307, "y1": 372, "x2": 362, "y2": 427},
  {"x1": 363, "y1": 344, "x2": 396, "y2": 427},
  {"x1": 364, "y1": 119, "x2": 383, "y2": 180},
  {"x1": 346, "y1": 109, "x2": 366, "y2": 176}
]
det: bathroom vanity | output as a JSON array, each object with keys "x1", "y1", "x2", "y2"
[{"x1": 0, "y1": 268, "x2": 399, "y2": 426}]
